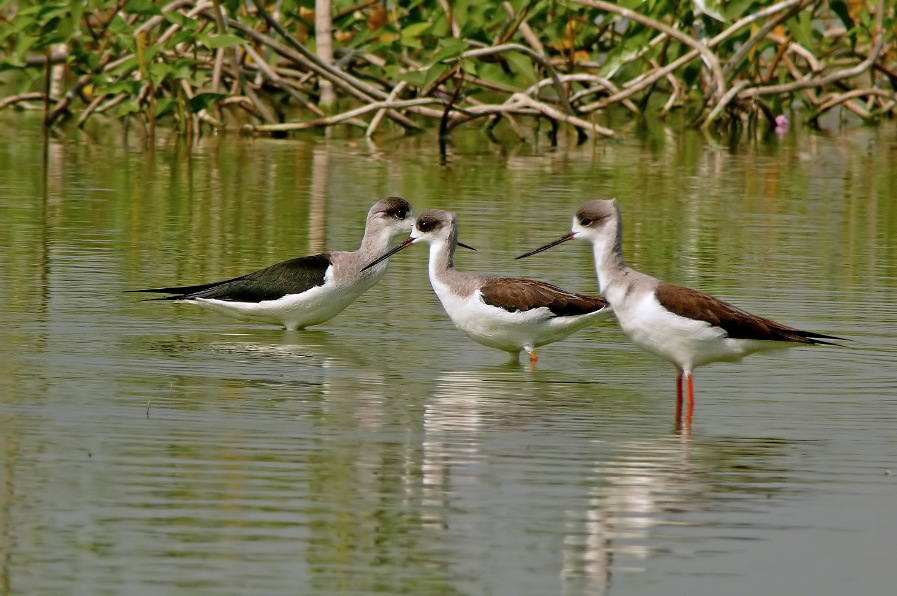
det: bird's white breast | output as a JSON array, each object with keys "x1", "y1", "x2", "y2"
[
  {"x1": 193, "y1": 265, "x2": 377, "y2": 329},
  {"x1": 429, "y1": 277, "x2": 605, "y2": 353},
  {"x1": 608, "y1": 286, "x2": 728, "y2": 370}
]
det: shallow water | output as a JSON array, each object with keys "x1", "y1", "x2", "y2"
[{"x1": 1, "y1": 117, "x2": 896, "y2": 595}]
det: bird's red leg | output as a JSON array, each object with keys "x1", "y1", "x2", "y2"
[
  {"x1": 526, "y1": 349, "x2": 538, "y2": 370},
  {"x1": 684, "y1": 373, "x2": 695, "y2": 430},
  {"x1": 675, "y1": 373, "x2": 683, "y2": 425}
]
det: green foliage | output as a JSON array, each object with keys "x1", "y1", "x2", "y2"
[
  {"x1": 186, "y1": 92, "x2": 226, "y2": 112},
  {"x1": 200, "y1": 34, "x2": 245, "y2": 50},
  {"x1": 426, "y1": 39, "x2": 468, "y2": 66},
  {"x1": 123, "y1": 0, "x2": 161, "y2": 16},
  {"x1": 0, "y1": 0, "x2": 893, "y2": 134}
]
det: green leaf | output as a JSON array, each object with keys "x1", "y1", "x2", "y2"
[
  {"x1": 477, "y1": 62, "x2": 513, "y2": 89},
  {"x1": 14, "y1": 33, "x2": 38, "y2": 60},
  {"x1": 99, "y1": 80, "x2": 142, "y2": 95},
  {"x1": 692, "y1": 0, "x2": 726, "y2": 22},
  {"x1": 148, "y1": 62, "x2": 174, "y2": 87},
  {"x1": 168, "y1": 29, "x2": 195, "y2": 47},
  {"x1": 0, "y1": 23, "x2": 19, "y2": 47},
  {"x1": 140, "y1": 44, "x2": 163, "y2": 65},
  {"x1": 109, "y1": 56, "x2": 139, "y2": 75},
  {"x1": 200, "y1": 34, "x2": 245, "y2": 49},
  {"x1": 222, "y1": 0, "x2": 241, "y2": 15},
  {"x1": 403, "y1": 0, "x2": 428, "y2": 12},
  {"x1": 681, "y1": 62, "x2": 701, "y2": 88},
  {"x1": 69, "y1": 2, "x2": 85, "y2": 34},
  {"x1": 107, "y1": 16, "x2": 135, "y2": 48},
  {"x1": 429, "y1": 16, "x2": 449, "y2": 38},
  {"x1": 786, "y1": 12, "x2": 815, "y2": 50},
  {"x1": 169, "y1": 58, "x2": 199, "y2": 80},
  {"x1": 400, "y1": 21, "x2": 431, "y2": 43},
  {"x1": 400, "y1": 36, "x2": 422, "y2": 49},
  {"x1": 504, "y1": 51, "x2": 535, "y2": 85},
  {"x1": 155, "y1": 97, "x2": 176, "y2": 118},
  {"x1": 724, "y1": 0, "x2": 756, "y2": 20},
  {"x1": 398, "y1": 69, "x2": 428, "y2": 87},
  {"x1": 15, "y1": 69, "x2": 41, "y2": 94},
  {"x1": 422, "y1": 62, "x2": 450, "y2": 90},
  {"x1": 163, "y1": 12, "x2": 198, "y2": 31},
  {"x1": 599, "y1": 28, "x2": 653, "y2": 78},
  {"x1": 830, "y1": 0, "x2": 855, "y2": 48},
  {"x1": 346, "y1": 26, "x2": 375, "y2": 49},
  {"x1": 381, "y1": 64, "x2": 401, "y2": 80},
  {"x1": 115, "y1": 99, "x2": 143, "y2": 118},
  {"x1": 36, "y1": 4, "x2": 70, "y2": 24},
  {"x1": 0, "y1": 59, "x2": 26, "y2": 72},
  {"x1": 190, "y1": 71, "x2": 207, "y2": 88},
  {"x1": 186, "y1": 92, "x2": 227, "y2": 112},
  {"x1": 459, "y1": 58, "x2": 478, "y2": 78},
  {"x1": 483, "y1": 7, "x2": 509, "y2": 30},
  {"x1": 426, "y1": 38, "x2": 468, "y2": 67},
  {"x1": 34, "y1": 17, "x2": 69, "y2": 49},
  {"x1": 10, "y1": 4, "x2": 41, "y2": 20},
  {"x1": 84, "y1": 51, "x2": 101, "y2": 72},
  {"x1": 123, "y1": 0, "x2": 162, "y2": 16}
]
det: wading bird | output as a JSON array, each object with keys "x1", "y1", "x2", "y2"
[
  {"x1": 133, "y1": 197, "x2": 414, "y2": 330},
  {"x1": 518, "y1": 199, "x2": 842, "y2": 428},
  {"x1": 363, "y1": 209, "x2": 611, "y2": 365}
]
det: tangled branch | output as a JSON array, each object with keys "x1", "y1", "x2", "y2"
[{"x1": 0, "y1": 0, "x2": 893, "y2": 140}]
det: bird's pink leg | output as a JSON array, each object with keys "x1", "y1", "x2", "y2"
[{"x1": 684, "y1": 372, "x2": 695, "y2": 430}]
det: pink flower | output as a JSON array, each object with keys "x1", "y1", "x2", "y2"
[{"x1": 774, "y1": 115, "x2": 789, "y2": 134}]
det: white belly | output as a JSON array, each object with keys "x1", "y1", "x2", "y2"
[
  {"x1": 188, "y1": 268, "x2": 378, "y2": 330},
  {"x1": 610, "y1": 290, "x2": 768, "y2": 371},
  {"x1": 431, "y1": 279, "x2": 608, "y2": 353}
]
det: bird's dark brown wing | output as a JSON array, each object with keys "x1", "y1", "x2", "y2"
[
  {"x1": 479, "y1": 278, "x2": 609, "y2": 317},
  {"x1": 132, "y1": 254, "x2": 333, "y2": 302},
  {"x1": 654, "y1": 282, "x2": 841, "y2": 344}
]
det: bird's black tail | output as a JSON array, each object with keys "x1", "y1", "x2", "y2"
[
  {"x1": 126, "y1": 281, "x2": 222, "y2": 300},
  {"x1": 795, "y1": 330, "x2": 848, "y2": 346}
]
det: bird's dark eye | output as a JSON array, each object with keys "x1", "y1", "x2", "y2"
[
  {"x1": 418, "y1": 220, "x2": 434, "y2": 232},
  {"x1": 393, "y1": 209, "x2": 407, "y2": 220},
  {"x1": 580, "y1": 217, "x2": 593, "y2": 226}
]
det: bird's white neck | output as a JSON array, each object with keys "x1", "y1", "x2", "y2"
[
  {"x1": 427, "y1": 238, "x2": 455, "y2": 284},
  {"x1": 591, "y1": 231, "x2": 627, "y2": 295}
]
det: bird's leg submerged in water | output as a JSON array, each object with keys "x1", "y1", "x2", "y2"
[
  {"x1": 676, "y1": 373, "x2": 683, "y2": 424},
  {"x1": 525, "y1": 347, "x2": 538, "y2": 369},
  {"x1": 674, "y1": 371, "x2": 695, "y2": 431}
]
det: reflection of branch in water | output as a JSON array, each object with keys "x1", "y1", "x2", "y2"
[
  {"x1": 308, "y1": 148, "x2": 329, "y2": 254},
  {"x1": 0, "y1": 419, "x2": 19, "y2": 594}
]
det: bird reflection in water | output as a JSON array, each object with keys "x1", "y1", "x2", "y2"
[{"x1": 418, "y1": 368, "x2": 790, "y2": 593}]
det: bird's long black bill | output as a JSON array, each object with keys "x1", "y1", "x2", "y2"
[
  {"x1": 458, "y1": 241, "x2": 477, "y2": 251},
  {"x1": 515, "y1": 232, "x2": 576, "y2": 259},
  {"x1": 361, "y1": 237, "x2": 415, "y2": 272}
]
